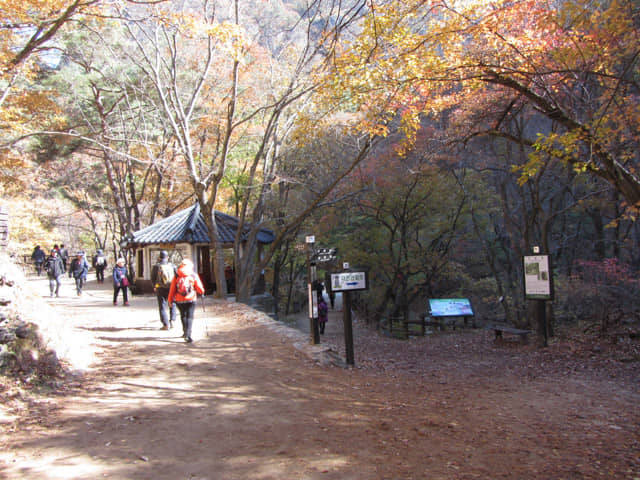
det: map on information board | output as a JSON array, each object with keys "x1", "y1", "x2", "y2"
[{"x1": 428, "y1": 298, "x2": 474, "y2": 317}]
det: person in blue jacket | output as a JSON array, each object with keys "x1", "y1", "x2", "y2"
[{"x1": 112, "y1": 258, "x2": 130, "y2": 306}]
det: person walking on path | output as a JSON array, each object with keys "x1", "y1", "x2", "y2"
[
  {"x1": 69, "y1": 251, "x2": 89, "y2": 296},
  {"x1": 31, "y1": 245, "x2": 46, "y2": 276},
  {"x1": 150, "y1": 250, "x2": 176, "y2": 330},
  {"x1": 112, "y1": 258, "x2": 130, "y2": 306},
  {"x1": 314, "y1": 279, "x2": 324, "y2": 303},
  {"x1": 43, "y1": 250, "x2": 65, "y2": 297},
  {"x1": 324, "y1": 272, "x2": 336, "y2": 309},
  {"x1": 58, "y1": 244, "x2": 69, "y2": 273},
  {"x1": 92, "y1": 249, "x2": 108, "y2": 283},
  {"x1": 168, "y1": 258, "x2": 204, "y2": 343},
  {"x1": 318, "y1": 296, "x2": 328, "y2": 334}
]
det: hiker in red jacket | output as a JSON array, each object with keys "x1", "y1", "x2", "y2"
[{"x1": 168, "y1": 258, "x2": 205, "y2": 343}]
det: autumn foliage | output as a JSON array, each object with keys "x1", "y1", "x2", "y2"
[
  {"x1": 558, "y1": 258, "x2": 640, "y2": 334},
  {"x1": 320, "y1": 0, "x2": 640, "y2": 214}
]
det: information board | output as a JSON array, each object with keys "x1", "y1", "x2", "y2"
[
  {"x1": 428, "y1": 298, "x2": 474, "y2": 317},
  {"x1": 523, "y1": 255, "x2": 553, "y2": 299}
]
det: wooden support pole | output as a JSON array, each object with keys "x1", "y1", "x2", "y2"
[{"x1": 343, "y1": 291, "x2": 354, "y2": 366}]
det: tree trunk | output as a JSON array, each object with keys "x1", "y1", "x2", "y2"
[{"x1": 199, "y1": 201, "x2": 227, "y2": 300}]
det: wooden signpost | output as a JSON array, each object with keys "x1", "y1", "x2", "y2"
[
  {"x1": 523, "y1": 248, "x2": 554, "y2": 347},
  {"x1": 331, "y1": 265, "x2": 368, "y2": 366}
]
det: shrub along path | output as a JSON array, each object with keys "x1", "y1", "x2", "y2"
[{"x1": 0, "y1": 273, "x2": 639, "y2": 479}]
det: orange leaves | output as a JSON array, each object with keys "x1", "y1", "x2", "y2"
[
  {"x1": 0, "y1": 151, "x2": 29, "y2": 193},
  {"x1": 1, "y1": 0, "x2": 100, "y2": 148},
  {"x1": 0, "y1": 0, "x2": 95, "y2": 73},
  {"x1": 1, "y1": 0, "x2": 73, "y2": 19}
]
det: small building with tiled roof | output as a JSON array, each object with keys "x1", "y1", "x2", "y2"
[{"x1": 123, "y1": 203, "x2": 275, "y2": 294}]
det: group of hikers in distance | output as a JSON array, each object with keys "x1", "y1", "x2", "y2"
[
  {"x1": 32, "y1": 245, "x2": 204, "y2": 344},
  {"x1": 32, "y1": 244, "x2": 105, "y2": 298}
]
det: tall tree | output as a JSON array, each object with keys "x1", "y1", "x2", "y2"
[
  {"x1": 111, "y1": 0, "x2": 373, "y2": 301},
  {"x1": 229, "y1": 0, "x2": 373, "y2": 302},
  {"x1": 35, "y1": 20, "x2": 188, "y2": 257},
  {"x1": 107, "y1": 0, "x2": 263, "y2": 296}
]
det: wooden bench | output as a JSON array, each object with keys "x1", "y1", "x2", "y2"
[
  {"x1": 384, "y1": 316, "x2": 428, "y2": 339},
  {"x1": 487, "y1": 324, "x2": 532, "y2": 344}
]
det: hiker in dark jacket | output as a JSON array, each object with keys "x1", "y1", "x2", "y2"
[
  {"x1": 58, "y1": 244, "x2": 69, "y2": 273},
  {"x1": 31, "y1": 245, "x2": 46, "y2": 276},
  {"x1": 92, "y1": 249, "x2": 108, "y2": 283},
  {"x1": 44, "y1": 250, "x2": 65, "y2": 297},
  {"x1": 69, "y1": 251, "x2": 89, "y2": 296},
  {"x1": 150, "y1": 250, "x2": 176, "y2": 330}
]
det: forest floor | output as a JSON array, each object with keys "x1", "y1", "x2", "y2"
[{"x1": 0, "y1": 273, "x2": 639, "y2": 480}]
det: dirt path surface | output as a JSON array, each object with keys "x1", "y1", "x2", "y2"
[{"x1": 1, "y1": 275, "x2": 639, "y2": 479}]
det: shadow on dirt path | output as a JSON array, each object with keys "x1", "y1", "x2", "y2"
[{"x1": 1, "y1": 275, "x2": 639, "y2": 479}]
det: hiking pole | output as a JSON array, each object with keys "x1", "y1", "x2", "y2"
[{"x1": 200, "y1": 294, "x2": 209, "y2": 337}]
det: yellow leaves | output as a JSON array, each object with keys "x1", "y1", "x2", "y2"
[
  {"x1": 4, "y1": 195, "x2": 67, "y2": 251},
  {"x1": 0, "y1": 0, "x2": 69, "y2": 24},
  {"x1": 155, "y1": 8, "x2": 250, "y2": 62},
  {"x1": 616, "y1": 201, "x2": 640, "y2": 224},
  {"x1": 205, "y1": 21, "x2": 250, "y2": 60},
  {"x1": 527, "y1": 129, "x2": 600, "y2": 181},
  {"x1": 0, "y1": 88, "x2": 62, "y2": 136}
]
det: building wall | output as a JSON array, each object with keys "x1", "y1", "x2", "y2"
[
  {"x1": 133, "y1": 243, "x2": 197, "y2": 294},
  {"x1": 132, "y1": 242, "x2": 265, "y2": 296}
]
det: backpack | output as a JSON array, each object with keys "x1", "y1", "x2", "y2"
[
  {"x1": 157, "y1": 263, "x2": 174, "y2": 288},
  {"x1": 176, "y1": 274, "x2": 194, "y2": 296},
  {"x1": 318, "y1": 301, "x2": 328, "y2": 318},
  {"x1": 96, "y1": 256, "x2": 105, "y2": 266},
  {"x1": 45, "y1": 258, "x2": 55, "y2": 275}
]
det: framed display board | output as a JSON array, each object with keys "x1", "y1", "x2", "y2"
[
  {"x1": 428, "y1": 298, "x2": 474, "y2": 317},
  {"x1": 330, "y1": 271, "x2": 368, "y2": 292},
  {"x1": 523, "y1": 255, "x2": 553, "y2": 300}
]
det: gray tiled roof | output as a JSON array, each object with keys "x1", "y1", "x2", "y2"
[{"x1": 130, "y1": 203, "x2": 275, "y2": 246}]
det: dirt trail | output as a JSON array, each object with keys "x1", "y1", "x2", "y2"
[{"x1": 1, "y1": 275, "x2": 639, "y2": 479}]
